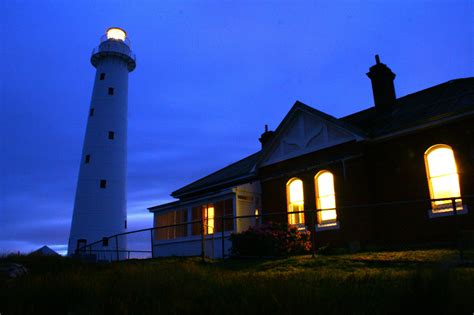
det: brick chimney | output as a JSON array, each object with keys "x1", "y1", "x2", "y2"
[
  {"x1": 366, "y1": 55, "x2": 396, "y2": 110},
  {"x1": 259, "y1": 125, "x2": 274, "y2": 149}
]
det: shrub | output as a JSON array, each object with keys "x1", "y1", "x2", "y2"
[{"x1": 230, "y1": 222, "x2": 312, "y2": 257}]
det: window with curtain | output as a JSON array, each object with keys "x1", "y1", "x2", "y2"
[
  {"x1": 287, "y1": 178, "x2": 305, "y2": 225},
  {"x1": 315, "y1": 171, "x2": 338, "y2": 226},
  {"x1": 155, "y1": 209, "x2": 188, "y2": 240},
  {"x1": 207, "y1": 205, "x2": 215, "y2": 234},
  {"x1": 214, "y1": 199, "x2": 234, "y2": 233},
  {"x1": 191, "y1": 203, "x2": 218, "y2": 235},
  {"x1": 424, "y1": 144, "x2": 462, "y2": 213}
]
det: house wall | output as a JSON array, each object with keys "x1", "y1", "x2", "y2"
[
  {"x1": 235, "y1": 182, "x2": 261, "y2": 232},
  {"x1": 151, "y1": 191, "x2": 234, "y2": 258},
  {"x1": 367, "y1": 116, "x2": 474, "y2": 246},
  {"x1": 151, "y1": 183, "x2": 262, "y2": 258},
  {"x1": 152, "y1": 234, "x2": 232, "y2": 259},
  {"x1": 259, "y1": 117, "x2": 474, "y2": 248},
  {"x1": 260, "y1": 140, "x2": 373, "y2": 247}
]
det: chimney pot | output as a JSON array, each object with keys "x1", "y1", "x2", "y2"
[
  {"x1": 259, "y1": 125, "x2": 274, "y2": 149},
  {"x1": 366, "y1": 55, "x2": 396, "y2": 110}
]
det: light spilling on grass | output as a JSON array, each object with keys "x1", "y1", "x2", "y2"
[
  {"x1": 287, "y1": 178, "x2": 305, "y2": 225},
  {"x1": 315, "y1": 171, "x2": 337, "y2": 223},
  {"x1": 425, "y1": 145, "x2": 462, "y2": 212}
]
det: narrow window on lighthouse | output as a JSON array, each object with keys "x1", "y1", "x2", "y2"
[
  {"x1": 108, "y1": 131, "x2": 115, "y2": 140},
  {"x1": 85, "y1": 155, "x2": 90, "y2": 164},
  {"x1": 100, "y1": 73, "x2": 105, "y2": 80},
  {"x1": 89, "y1": 108, "x2": 95, "y2": 117},
  {"x1": 108, "y1": 87, "x2": 114, "y2": 95},
  {"x1": 100, "y1": 179, "x2": 107, "y2": 189}
]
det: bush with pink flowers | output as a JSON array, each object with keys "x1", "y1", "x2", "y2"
[{"x1": 229, "y1": 222, "x2": 312, "y2": 257}]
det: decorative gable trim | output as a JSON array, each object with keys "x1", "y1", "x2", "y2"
[{"x1": 259, "y1": 101, "x2": 365, "y2": 167}]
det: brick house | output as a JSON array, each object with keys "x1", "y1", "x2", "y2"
[{"x1": 148, "y1": 56, "x2": 474, "y2": 257}]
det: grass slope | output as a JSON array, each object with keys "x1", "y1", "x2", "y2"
[{"x1": 1, "y1": 249, "x2": 473, "y2": 314}]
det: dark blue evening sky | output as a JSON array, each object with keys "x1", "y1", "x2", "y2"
[{"x1": 1, "y1": 0, "x2": 472, "y2": 255}]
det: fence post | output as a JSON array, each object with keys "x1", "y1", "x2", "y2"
[
  {"x1": 150, "y1": 228, "x2": 155, "y2": 259},
  {"x1": 201, "y1": 207, "x2": 206, "y2": 261},
  {"x1": 115, "y1": 235, "x2": 119, "y2": 261},
  {"x1": 221, "y1": 214, "x2": 225, "y2": 259},
  {"x1": 452, "y1": 198, "x2": 464, "y2": 261},
  {"x1": 311, "y1": 209, "x2": 317, "y2": 258}
]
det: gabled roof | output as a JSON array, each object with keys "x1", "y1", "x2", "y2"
[
  {"x1": 171, "y1": 151, "x2": 261, "y2": 198},
  {"x1": 256, "y1": 100, "x2": 367, "y2": 166},
  {"x1": 290, "y1": 101, "x2": 368, "y2": 138}
]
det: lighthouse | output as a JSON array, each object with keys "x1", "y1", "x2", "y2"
[{"x1": 68, "y1": 28, "x2": 136, "y2": 259}]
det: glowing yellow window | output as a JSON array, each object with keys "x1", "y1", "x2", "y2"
[
  {"x1": 287, "y1": 178, "x2": 305, "y2": 225},
  {"x1": 424, "y1": 145, "x2": 462, "y2": 213},
  {"x1": 206, "y1": 205, "x2": 215, "y2": 234},
  {"x1": 254, "y1": 208, "x2": 260, "y2": 225},
  {"x1": 315, "y1": 171, "x2": 337, "y2": 226}
]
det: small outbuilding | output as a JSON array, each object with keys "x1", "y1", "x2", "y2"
[{"x1": 31, "y1": 245, "x2": 60, "y2": 256}]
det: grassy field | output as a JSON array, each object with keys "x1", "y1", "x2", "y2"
[{"x1": 1, "y1": 249, "x2": 473, "y2": 314}]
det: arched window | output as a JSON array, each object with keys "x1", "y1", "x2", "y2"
[
  {"x1": 424, "y1": 144, "x2": 462, "y2": 213},
  {"x1": 315, "y1": 171, "x2": 338, "y2": 226},
  {"x1": 286, "y1": 178, "x2": 305, "y2": 225}
]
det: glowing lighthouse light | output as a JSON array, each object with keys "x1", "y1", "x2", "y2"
[{"x1": 106, "y1": 27, "x2": 127, "y2": 41}]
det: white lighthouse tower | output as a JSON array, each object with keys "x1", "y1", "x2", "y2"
[{"x1": 68, "y1": 28, "x2": 136, "y2": 259}]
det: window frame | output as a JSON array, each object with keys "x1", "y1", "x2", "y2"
[
  {"x1": 286, "y1": 177, "x2": 305, "y2": 226},
  {"x1": 155, "y1": 209, "x2": 188, "y2": 240},
  {"x1": 214, "y1": 199, "x2": 234, "y2": 233},
  {"x1": 191, "y1": 203, "x2": 218, "y2": 236},
  {"x1": 424, "y1": 144, "x2": 467, "y2": 218},
  {"x1": 314, "y1": 170, "x2": 339, "y2": 231},
  {"x1": 206, "y1": 204, "x2": 215, "y2": 235}
]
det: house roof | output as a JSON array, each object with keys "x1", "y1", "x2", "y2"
[
  {"x1": 31, "y1": 245, "x2": 60, "y2": 256},
  {"x1": 171, "y1": 151, "x2": 261, "y2": 198},
  {"x1": 161, "y1": 77, "x2": 474, "y2": 202},
  {"x1": 342, "y1": 77, "x2": 474, "y2": 137},
  {"x1": 290, "y1": 101, "x2": 368, "y2": 138}
]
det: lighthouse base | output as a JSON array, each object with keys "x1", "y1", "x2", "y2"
[{"x1": 69, "y1": 235, "x2": 128, "y2": 262}]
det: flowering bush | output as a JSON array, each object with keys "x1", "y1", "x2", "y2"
[{"x1": 229, "y1": 222, "x2": 312, "y2": 257}]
